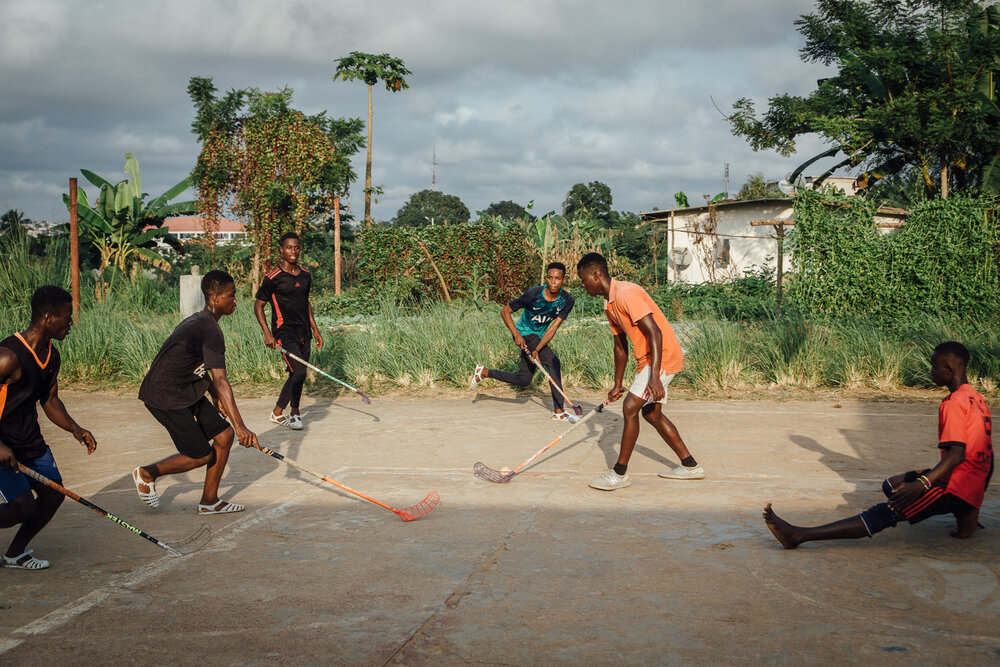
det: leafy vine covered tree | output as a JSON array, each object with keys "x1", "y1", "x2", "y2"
[
  {"x1": 727, "y1": 0, "x2": 1000, "y2": 198},
  {"x1": 188, "y1": 77, "x2": 363, "y2": 288},
  {"x1": 333, "y1": 51, "x2": 411, "y2": 225}
]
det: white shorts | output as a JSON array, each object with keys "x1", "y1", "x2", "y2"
[{"x1": 628, "y1": 367, "x2": 675, "y2": 405}]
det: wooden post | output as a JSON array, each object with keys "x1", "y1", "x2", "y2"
[
  {"x1": 776, "y1": 223, "x2": 785, "y2": 314},
  {"x1": 68, "y1": 178, "x2": 81, "y2": 315},
  {"x1": 669, "y1": 206, "x2": 677, "y2": 285},
  {"x1": 750, "y1": 218, "x2": 793, "y2": 314},
  {"x1": 334, "y1": 196, "x2": 342, "y2": 295}
]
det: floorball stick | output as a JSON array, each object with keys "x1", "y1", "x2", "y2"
[
  {"x1": 18, "y1": 463, "x2": 211, "y2": 557},
  {"x1": 278, "y1": 347, "x2": 372, "y2": 404},
  {"x1": 255, "y1": 445, "x2": 439, "y2": 521},
  {"x1": 528, "y1": 354, "x2": 583, "y2": 416},
  {"x1": 474, "y1": 393, "x2": 622, "y2": 483}
]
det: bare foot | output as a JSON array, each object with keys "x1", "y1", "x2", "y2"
[{"x1": 763, "y1": 503, "x2": 803, "y2": 549}]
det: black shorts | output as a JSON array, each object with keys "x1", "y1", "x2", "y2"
[
  {"x1": 145, "y1": 396, "x2": 230, "y2": 459},
  {"x1": 892, "y1": 470, "x2": 975, "y2": 524}
]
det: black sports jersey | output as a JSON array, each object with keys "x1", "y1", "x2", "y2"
[
  {"x1": 0, "y1": 333, "x2": 60, "y2": 459},
  {"x1": 138, "y1": 310, "x2": 226, "y2": 411},
  {"x1": 255, "y1": 266, "x2": 312, "y2": 341}
]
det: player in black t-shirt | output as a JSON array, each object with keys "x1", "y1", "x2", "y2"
[
  {"x1": 254, "y1": 233, "x2": 324, "y2": 430},
  {"x1": 132, "y1": 270, "x2": 259, "y2": 515},
  {"x1": 0, "y1": 286, "x2": 96, "y2": 570}
]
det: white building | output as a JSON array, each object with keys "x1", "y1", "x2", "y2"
[
  {"x1": 154, "y1": 216, "x2": 248, "y2": 244},
  {"x1": 640, "y1": 198, "x2": 909, "y2": 284}
]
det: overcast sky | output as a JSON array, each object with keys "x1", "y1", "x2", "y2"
[{"x1": 0, "y1": 0, "x2": 834, "y2": 224}]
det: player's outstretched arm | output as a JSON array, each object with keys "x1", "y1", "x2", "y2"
[
  {"x1": 308, "y1": 303, "x2": 323, "y2": 350},
  {"x1": 610, "y1": 332, "x2": 628, "y2": 400},
  {"x1": 636, "y1": 315, "x2": 665, "y2": 402},
  {"x1": 889, "y1": 444, "x2": 965, "y2": 510},
  {"x1": 499, "y1": 304, "x2": 526, "y2": 351},
  {"x1": 0, "y1": 350, "x2": 22, "y2": 467},
  {"x1": 531, "y1": 317, "x2": 565, "y2": 361},
  {"x1": 253, "y1": 298, "x2": 277, "y2": 349},
  {"x1": 0, "y1": 441, "x2": 16, "y2": 468},
  {"x1": 209, "y1": 367, "x2": 259, "y2": 448},
  {"x1": 41, "y1": 379, "x2": 96, "y2": 454}
]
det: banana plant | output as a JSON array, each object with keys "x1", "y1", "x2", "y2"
[{"x1": 63, "y1": 153, "x2": 196, "y2": 292}]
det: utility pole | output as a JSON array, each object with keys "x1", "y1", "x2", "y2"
[{"x1": 68, "y1": 178, "x2": 80, "y2": 314}]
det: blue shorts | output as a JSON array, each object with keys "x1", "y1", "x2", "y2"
[{"x1": 0, "y1": 447, "x2": 61, "y2": 503}]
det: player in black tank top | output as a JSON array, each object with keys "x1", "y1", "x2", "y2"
[{"x1": 0, "y1": 286, "x2": 96, "y2": 570}]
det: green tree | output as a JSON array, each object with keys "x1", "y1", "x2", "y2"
[
  {"x1": 333, "y1": 51, "x2": 412, "y2": 226},
  {"x1": 737, "y1": 173, "x2": 788, "y2": 200},
  {"x1": 562, "y1": 181, "x2": 612, "y2": 223},
  {"x1": 62, "y1": 153, "x2": 195, "y2": 292},
  {"x1": 0, "y1": 209, "x2": 29, "y2": 236},
  {"x1": 727, "y1": 0, "x2": 1000, "y2": 197},
  {"x1": 481, "y1": 200, "x2": 534, "y2": 222},
  {"x1": 394, "y1": 189, "x2": 470, "y2": 227},
  {"x1": 188, "y1": 77, "x2": 363, "y2": 288}
]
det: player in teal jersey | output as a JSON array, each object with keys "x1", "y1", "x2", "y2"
[{"x1": 470, "y1": 263, "x2": 578, "y2": 421}]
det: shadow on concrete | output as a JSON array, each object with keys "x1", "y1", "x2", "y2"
[{"x1": 789, "y1": 434, "x2": 879, "y2": 513}]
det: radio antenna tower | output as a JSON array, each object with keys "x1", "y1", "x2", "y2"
[
  {"x1": 723, "y1": 163, "x2": 730, "y2": 199},
  {"x1": 431, "y1": 148, "x2": 438, "y2": 191}
]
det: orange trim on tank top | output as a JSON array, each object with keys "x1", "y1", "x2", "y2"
[
  {"x1": 14, "y1": 332, "x2": 52, "y2": 369},
  {"x1": 0, "y1": 384, "x2": 7, "y2": 417}
]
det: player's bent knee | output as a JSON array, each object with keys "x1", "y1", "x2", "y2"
[
  {"x1": 859, "y1": 502, "x2": 898, "y2": 536},
  {"x1": 4, "y1": 493, "x2": 38, "y2": 524},
  {"x1": 622, "y1": 396, "x2": 644, "y2": 418},
  {"x1": 37, "y1": 486, "x2": 64, "y2": 508},
  {"x1": 214, "y1": 427, "x2": 235, "y2": 449}
]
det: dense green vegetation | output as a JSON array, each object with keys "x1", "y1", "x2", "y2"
[{"x1": 2, "y1": 222, "x2": 997, "y2": 397}]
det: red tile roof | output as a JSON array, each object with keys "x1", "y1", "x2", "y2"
[{"x1": 152, "y1": 216, "x2": 246, "y2": 233}]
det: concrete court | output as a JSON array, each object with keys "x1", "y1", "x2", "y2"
[{"x1": 0, "y1": 390, "x2": 998, "y2": 665}]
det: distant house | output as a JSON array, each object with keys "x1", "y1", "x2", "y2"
[
  {"x1": 640, "y1": 198, "x2": 909, "y2": 284},
  {"x1": 155, "y1": 216, "x2": 248, "y2": 244}
]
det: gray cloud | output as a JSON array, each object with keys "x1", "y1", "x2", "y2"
[{"x1": 0, "y1": 0, "x2": 832, "y2": 224}]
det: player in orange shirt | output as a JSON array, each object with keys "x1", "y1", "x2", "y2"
[
  {"x1": 577, "y1": 253, "x2": 704, "y2": 491},
  {"x1": 764, "y1": 341, "x2": 993, "y2": 548}
]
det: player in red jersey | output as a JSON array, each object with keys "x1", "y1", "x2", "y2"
[{"x1": 764, "y1": 341, "x2": 993, "y2": 548}]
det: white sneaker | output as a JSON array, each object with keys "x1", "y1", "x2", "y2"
[
  {"x1": 589, "y1": 469, "x2": 631, "y2": 491},
  {"x1": 552, "y1": 411, "x2": 580, "y2": 423},
  {"x1": 658, "y1": 465, "x2": 705, "y2": 480},
  {"x1": 470, "y1": 364, "x2": 486, "y2": 389}
]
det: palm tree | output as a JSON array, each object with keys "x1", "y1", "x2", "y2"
[{"x1": 333, "y1": 51, "x2": 411, "y2": 225}]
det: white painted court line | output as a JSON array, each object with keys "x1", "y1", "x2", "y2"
[{"x1": 0, "y1": 479, "x2": 326, "y2": 657}]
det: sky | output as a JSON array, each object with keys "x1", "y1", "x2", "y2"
[{"x1": 0, "y1": 0, "x2": 835, "y2": 224}]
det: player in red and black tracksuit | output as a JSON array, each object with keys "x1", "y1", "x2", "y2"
[
  {"x1": 0, "y1": 286, "x2": 96, "y2": 570},
  {"x1": 254, "y1": 232, "x2": 324, "y2": 430},
  {"x1": 763, "y1": 341, "x2": 993, "y2": 548}
]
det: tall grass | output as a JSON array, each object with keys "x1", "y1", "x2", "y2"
[{"x1": 0, "y1": 228, "x2": 996, "y2": 397}]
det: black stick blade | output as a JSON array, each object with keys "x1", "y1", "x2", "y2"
[
  {"x1": 165, "y1": 524, "x2": 212, "y2": 557},
  {"x1": 473, "y1": 462, "x2": 514, "y2": 484}
]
